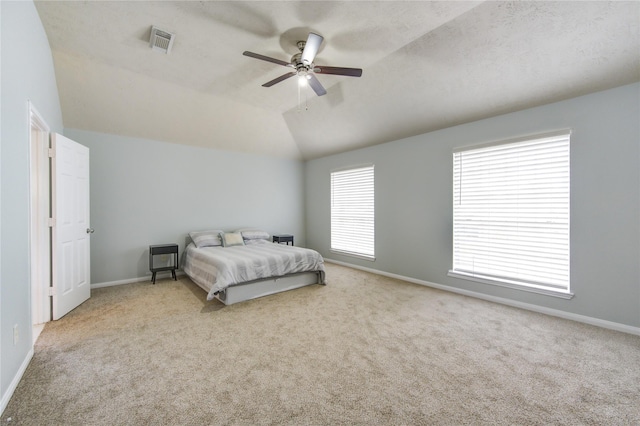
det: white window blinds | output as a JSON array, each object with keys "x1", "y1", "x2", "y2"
[
  {"x1": 331, "y1": 165, "x2": 375, "y2": 259},
  {"x1": 452, "y1": 132, "x2": 570, "y2": 293}
]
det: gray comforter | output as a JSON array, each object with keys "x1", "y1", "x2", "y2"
[{"x1": 183, "y1": 240, "x2": 326, "y2": 300}]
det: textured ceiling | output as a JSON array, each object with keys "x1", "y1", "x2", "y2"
[{"x1": 35, "y1": 1, "x2": 640, "y2": 160}]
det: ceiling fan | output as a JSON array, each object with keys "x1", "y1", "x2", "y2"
[{"x1": 243, "y1": 32, "x2": 362, "y2": 97}]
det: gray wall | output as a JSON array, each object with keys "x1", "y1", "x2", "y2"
[
  {"x1": 305, "y1": 83, "x2": 640, "y2": 328},
  {"x1": 64, "y1": 129, "x2": 306, "y2": 285},
  {"x1": 1, "y1": 0, "x2": 64, "y2": 402}
]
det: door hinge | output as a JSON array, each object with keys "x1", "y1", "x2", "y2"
[
  {"x1": 48, "y1": 147, "x2": 55, "y2": 158},
  {"x1": 48, "y1": 217, "x2": 55, "y2": 227},
  {"x1": 48, "y1": 287, "x2": 56, "y2": 297}
]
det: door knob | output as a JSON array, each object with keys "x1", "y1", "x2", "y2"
[{"x1": 86, "y1": 228, "x2": 95, "y2": 234}]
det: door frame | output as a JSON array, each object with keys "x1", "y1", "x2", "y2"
[{"x1": 28, "y1": 101, "x2": 51, "y2": 326}]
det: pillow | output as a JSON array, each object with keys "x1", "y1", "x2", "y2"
[
  {"x1": 189, "y1": 230, "x2": 223, "y2": 248},
  {"x1": 236, "y1": 228, "x2": 270, "y2": 241},
  {"x1": 221, "y1": 232, "x2": 245, "y2": 247},
  {"x1": 244, "y1": 239, "x2": 269, "y2": 246}
]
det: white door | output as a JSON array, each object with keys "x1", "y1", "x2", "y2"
[{"x1": 52, "y1": 133, "x2": 91, "y2": 320}]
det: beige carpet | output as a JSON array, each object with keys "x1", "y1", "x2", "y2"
[{"x1": 2, "y1": 263, "x2": 639, "y2": 425}]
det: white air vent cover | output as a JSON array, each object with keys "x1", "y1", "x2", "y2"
[{"x1": 149, "y1": 26, "x2": 175, "y2": 54}]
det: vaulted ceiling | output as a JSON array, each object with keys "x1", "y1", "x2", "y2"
[{"x1": 35, "y1": 1, "x2": 640, "y2": 160}]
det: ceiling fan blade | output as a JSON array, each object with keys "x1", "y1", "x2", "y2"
[
  {"x1": 307, "y1": 74, "x2": 327, "y2": 96},
  {"x1": 243, "y1": 51, "x2": 290, "y2": 67},
  {"x1": 314, "y1": 66, "x2": 363, "y2": 77},
  {"x1": 262, "y1": 72, "x2": 297, "y2": 87},
  {"x1": 301, "y1": 33, "x2": 324, "y2": 65}
]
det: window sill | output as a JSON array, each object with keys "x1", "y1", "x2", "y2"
[
  {"x1": 330, "y1": 249, "x2": 375, "y2": 262},
  {"x1": 447, "y1": 270, "x2": 574, "y2": 299}
]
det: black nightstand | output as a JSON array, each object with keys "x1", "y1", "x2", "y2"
[
  {"x1": 273, "y1": 234, "x2": 294, "y2": 246},
  {"x1": 149, "y1": 244, "x2": 179, "y2": 284}
]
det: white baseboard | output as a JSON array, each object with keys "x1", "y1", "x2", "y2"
[
  {"x1": 1, "y1": 348, "x2": 34, "y2": 416},
  {"x1": 91, "y1": 270, "x2": 185, "y2": 289},
  {"x1": 325, "y1": 259, "x2": 640, "y2": 336}
]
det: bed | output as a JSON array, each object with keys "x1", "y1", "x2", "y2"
[{"x1": 183, "y1": 229, "x2": 326, "y2": 305}]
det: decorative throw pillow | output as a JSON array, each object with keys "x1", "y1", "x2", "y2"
[
  {"x1": 189, "y1": 230, "x2": 223, "y2": 248},
  {"x1": 221, "y1": 232, "x2": 245, "y2": 247}
]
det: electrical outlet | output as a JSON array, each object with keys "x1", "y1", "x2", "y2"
[{"x1": 13, "y1": 324, "x2": 19, "y2": 345}]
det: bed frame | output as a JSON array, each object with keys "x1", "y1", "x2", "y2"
[{"x1": 212, "y1": 271, "x2": 324, "y2": 305}]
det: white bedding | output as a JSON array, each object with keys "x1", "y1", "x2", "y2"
[{"x1": 183, "y1": 239, "x2": 325, "y2": 300}]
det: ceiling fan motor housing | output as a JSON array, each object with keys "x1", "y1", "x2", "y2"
[{"x1": 291, "y1": 52, "x2": 311, "y2": 74}]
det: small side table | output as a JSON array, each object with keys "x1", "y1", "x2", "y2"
[
  {"x1": 149, "y1": 244, "x2": 179, "y2": 284},
  {"x1": 273, "y1": 234, "x2": 294, "y2": 246}
]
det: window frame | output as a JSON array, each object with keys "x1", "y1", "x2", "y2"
[{"x1": 448, "y1": 131, "x2": 572, "y2": 299}]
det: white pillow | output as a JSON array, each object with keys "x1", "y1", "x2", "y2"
[
  {"x1": 244, "y1": 239, "x2": 269, "y2": 246},
  {"x1": 189, "y1": 230, "x2": 223, "y2": 248},
  {"x1": 236, "y1": 228, "x2": 270, "y2": 240}
]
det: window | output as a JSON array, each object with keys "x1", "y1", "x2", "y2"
[
  {"x1": 331, "y1": 165, "x2": 375, "y2": 259},
  {"x1": 450, "y1": 131, "x2": 571, "y2": 296}
]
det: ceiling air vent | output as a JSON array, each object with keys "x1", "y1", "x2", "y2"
[{"x1": 149, "y1": 26, "x2": 175, "y2": 54}]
